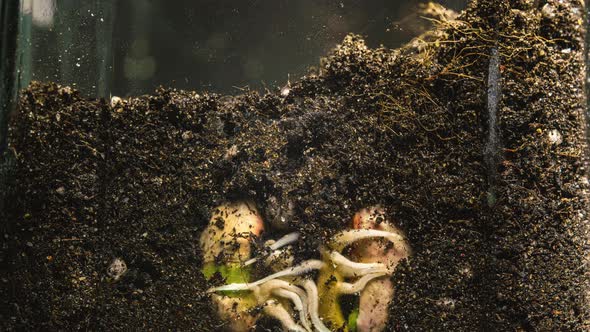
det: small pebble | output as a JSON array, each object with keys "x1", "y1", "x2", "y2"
[
  {"x1": 181, "y1": 131, "x2": 193, "y2": 141},
  {"x1": 107, "y1": 257, "x2": 128, "y2": 281},
  {"x1": 436, "y1": 298, "x2": 457, "y2": 310},
  {"x1": 223, "y1": 145, "x2": 239, "y2": 160},
  {"x1": 110, "y1": 96, "x2": 123, "y2": 108},
  {"x1": 280, "y1": 86, "x2": 290, "y2": 97},
  {"x1": 547, "y1": 129, "x2": 563, "y2": 145},
  {"x1": 541, "y1": 4, "x2": 555, "y2": 18}
]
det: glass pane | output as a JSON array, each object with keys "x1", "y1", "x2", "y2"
[
  {"x1": 4, "y1": 1, "x2": 590, "y2": 331},
  {"x1": 18, "y1": 0, "x2": 114, "y2": 97},
  {"x1": 16, "y1": 0, "x2": 467, "y2": 96}
]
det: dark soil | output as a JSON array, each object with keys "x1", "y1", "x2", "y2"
[{"x1": 2, "y1": 0, "x2": 589, "y2": 331}]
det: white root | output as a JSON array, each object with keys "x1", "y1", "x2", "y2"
[
  {"x1": 263, "y1": 299, "x2": 307, "y2": 332},
  {"x1": 244, "y1": 232, "x2": 300, "y2": 266},
  {"x1": 269, "y1": 232, "x2": 300, "y2": 250},
  {"x1": 272, "y1": 288, "x2": 311, "y2": 332},
  {"x1": 329, "y1": 251, "x2": 388, "y2": 277},
  {"x1": 297, "y1": 279, "x2": 331, "y2": 332},
  {"x1": 278, "y1": 282, "x2": 312, "y2": 332},
  {"x1": 331, "y1": 229, "x2": 406, "y2": 251},
  {"x1": 253, "y1": 279, "x2": 311, "y2": 331},
  {"x1": 264, "y1": 247, "x2": 295, "y2": 272},
  {"x1": 338, "y1": 272, "x2": 388, "y2": 294},
  {"x1": 208, "y1": 259, "x2": 325, "y2": 293}
]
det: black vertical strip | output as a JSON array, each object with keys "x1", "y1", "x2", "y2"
[
  {"x1": 485, "y1": 47, "x2": 501, "y2": 207},
  {"x1": 0, "y1": 0, "x2": 20, "y2": 154}
]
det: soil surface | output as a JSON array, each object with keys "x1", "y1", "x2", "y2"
[{"x1": 2, "y1": 0, "x2": 589, "y2": 331}]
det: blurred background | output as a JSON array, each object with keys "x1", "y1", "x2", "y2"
[{"x1": 17, "y1": 0, "x2": 468, "y2": 97}]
